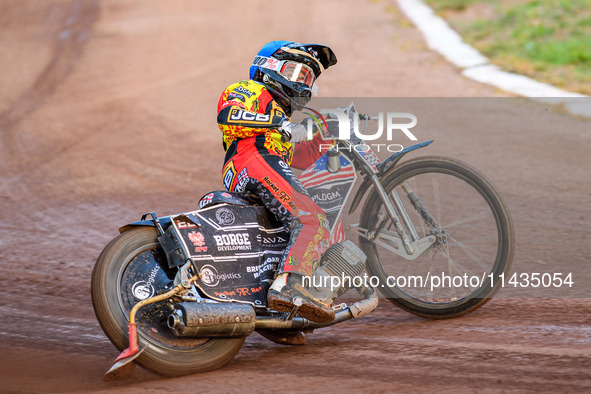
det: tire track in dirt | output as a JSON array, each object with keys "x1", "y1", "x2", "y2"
[
  {"x1": 0, "y1": 305, "x2": 110, "y2": 354},
  {"x1": 0, "y1": 0, "x2": 99, "y2": 153}
]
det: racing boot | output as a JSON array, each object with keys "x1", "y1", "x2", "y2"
[{"x1": 267, "y1": 272, "x2": 335, "y2": 323}]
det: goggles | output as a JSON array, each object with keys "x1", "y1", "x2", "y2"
[
  {"x1": 278, "y1": 61, "x2": 315, "y2": 87},
  {"x1": 253, "y1": 56, "x2": 316, "y2": 88}
]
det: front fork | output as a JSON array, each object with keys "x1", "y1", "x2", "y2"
[
  {"x1": 368, "y1": 174, "x2": 416, "y2": 255},
  {"x1": 354, "y1": 176, "x2": 438, "y2": 260}
]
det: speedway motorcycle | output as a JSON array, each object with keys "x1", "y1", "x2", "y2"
[{"x1": 91, "y1": 104, "x2": 513, "y2": 380}]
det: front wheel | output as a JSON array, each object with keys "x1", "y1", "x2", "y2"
[
  {"x1": 360, "y1": 156, "x2": 514, "y2": 318},
  {"x1": 91, "y1": 227, "x2": 245, "y2": 377}
]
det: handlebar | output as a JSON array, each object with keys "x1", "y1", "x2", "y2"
[{"x1": 279, "y1": 107, "x2": 377, "y2": 143}]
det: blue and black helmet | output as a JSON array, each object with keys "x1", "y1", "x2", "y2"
[{"x1": 249, "y1": 41, "x2": 337, "y2": 104}]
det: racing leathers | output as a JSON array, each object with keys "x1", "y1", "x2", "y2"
[{"x1": 217, "y1": 79, "x2": 330, "y2": 279}]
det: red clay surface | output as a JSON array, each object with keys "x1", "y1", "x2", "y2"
[{"x1": 1, "y1": 1, "x2": 590, "y2": 392}]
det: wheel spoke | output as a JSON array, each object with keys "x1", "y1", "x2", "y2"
[
  {"x1": 447, "y1": 235, "x2": 495, "y2": 272},
  {"x1": 435, "y1": 248, "x2": 473, "y2": 279},
  {"x1": 444, "y1": 211, "x2": 491, "y2": 229}
]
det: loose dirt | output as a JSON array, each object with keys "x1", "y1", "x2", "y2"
[{"x1": 1, "y1": 1, "x2": 589, "y2": 392}]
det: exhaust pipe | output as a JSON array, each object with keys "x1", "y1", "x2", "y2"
[
  {"x1": 168, "y1": 302, "x2": 256, "y2": 338},
  {"x1": 255, "y1": 289, "x2": 378, "y2": 331},
  {"x1": 169, "y1": 285, "x2": 378, "y2": 338}
]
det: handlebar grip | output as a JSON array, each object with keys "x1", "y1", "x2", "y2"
[
  {"x1": 281, "y1": 133, "x2": 290, "y2": 143},
  {"x1": 359, "y1": 113, "x2": 379, "y2": 121}
]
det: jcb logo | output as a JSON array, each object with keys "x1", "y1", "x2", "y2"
[{"x1": 229, "y1": 109, "x2": 270, "y2": 122}]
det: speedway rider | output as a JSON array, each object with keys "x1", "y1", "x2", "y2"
[{"x1": 217, "y1": 41, "x2": 337, "y2": 324}]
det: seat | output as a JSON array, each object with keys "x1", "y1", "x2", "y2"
[{"x1": 198, "y1": 190, "x2": 261, "y2": 209}]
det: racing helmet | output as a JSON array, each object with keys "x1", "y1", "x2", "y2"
[{"x1": 249, "y1": 41, "x2": 337, "y2": 108}]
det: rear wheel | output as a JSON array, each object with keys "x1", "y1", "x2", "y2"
[
  {"x1": 360, "y1": 156, "x2": 513, "y2": 318},
  {"x1": 91, "y1": 227, "x2": 245, "y2": 377}
]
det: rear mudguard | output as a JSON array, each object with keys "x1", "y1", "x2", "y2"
[
  {"x1": 118, "y1": 212, "x2": 172, "y2": 234},
  {"x1": 348, "y1": 140, "x2": 433, "y2": 215}
]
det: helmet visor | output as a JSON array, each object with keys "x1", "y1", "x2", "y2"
[{"x1": 279, "y1": 61, "x2": 315, "y2": 87}]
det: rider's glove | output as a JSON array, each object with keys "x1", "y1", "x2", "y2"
[{"x1": 280, "y1": 120, "x2": 309, "y2": 143}]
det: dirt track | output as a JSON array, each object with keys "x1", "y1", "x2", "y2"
[{"x1": 1, "y1": 1, "x2": 590, "y2": 392}]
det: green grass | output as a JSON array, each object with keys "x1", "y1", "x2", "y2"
[
  {"x1": 426, "y1": 0, "x2": 493, "y2": 12},
  {"x1": 423, "y1": 0, "x2": 591, "y2": 95}
]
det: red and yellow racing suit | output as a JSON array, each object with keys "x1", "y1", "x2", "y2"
[{"x1": 217, "y1": 79, "x2": 329, "y2": 277}]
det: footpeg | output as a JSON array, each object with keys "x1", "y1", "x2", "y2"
[{"x1": 284, "y1": 297, "x2": 303, "y2": 321}]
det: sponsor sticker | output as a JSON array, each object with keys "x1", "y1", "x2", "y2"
[
  {"x1": 131, "y1": 265, "x2": 160, "y2": 300},
  {"x1": 132, "y1": 281, "x2": 155, "y2": 300},
  {"x1": 199, "y1": 264, "x2": 242, "y2": 287},
  {"x1": 228, "y1": 109, "x2": 271, "y2": 123},
  {"x1": 235, "y1": 168, "x2": 249, "y2": 192},
  {"x1": 188, "y1": 230, "x2": 208, "y2": 253},
  {"x1": 233, "y1": 85, "x2": 254, "y2": 98},
  {"x1": 215, "y1": 207, "x2": 236, "y2": 225},
  {"x1": 213, "y1": 233, "x2": 251, "y2": 251},
  {"x1": 252, "y1": 55, "x2": 282, "y2": 71},
  {"x1": 199, "y1": 193, "x2": 214, "y2": 209},
  {"x1": 223, "y1": 165, "x2": 236, "y2": 191}
]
